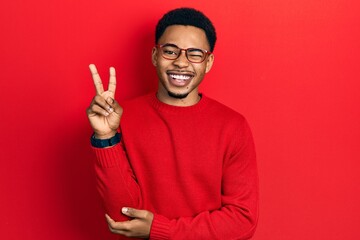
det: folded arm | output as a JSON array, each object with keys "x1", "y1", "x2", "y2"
[
  {"x1": 93, "y1": 142, "x2": 142, "y2": 222},
  {"x1": 93, "y1": 117, "x2": 258, "y2": 239}
]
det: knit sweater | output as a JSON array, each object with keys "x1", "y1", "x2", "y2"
[{"x1": 93, "y1": 93, "x2": 259, "y2": 240}]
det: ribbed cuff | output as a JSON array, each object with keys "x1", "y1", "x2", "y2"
[
  {"x1": 92, "y1": 144, "x2": 121, "y2": 168},
  {"x1": 150, "y1": 214, "x2": 171, "y2": 240}
]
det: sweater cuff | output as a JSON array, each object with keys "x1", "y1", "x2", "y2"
[
  {"x1": 150, "y1": 214, "x2": 171, "y2": 240},
  {"x1": 92, "y1": 144, "x2": 122, "y2": 168}
]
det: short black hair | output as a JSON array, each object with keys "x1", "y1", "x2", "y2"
[{"x1": 155, "y1": 8, "x2": 217, "y2": 52}]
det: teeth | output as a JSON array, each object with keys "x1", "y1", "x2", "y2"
[{"x1": 169, "y1": 74, "x2": 191, "y2": 80}]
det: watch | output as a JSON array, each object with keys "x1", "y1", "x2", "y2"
[{"x1": 91, "y1": 132, "x2": 121, "y2": 148}]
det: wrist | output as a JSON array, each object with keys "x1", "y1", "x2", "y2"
[
  {"x1": 91, "y1": 132, "x2": 121, "y2": 148},
  {"x1": 94, "y1": 131, "x2": 117, "y2": 139}
]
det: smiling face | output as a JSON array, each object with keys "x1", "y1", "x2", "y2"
[{"x1": 152, "y1": 25, "x2": 214, "y2": 106}]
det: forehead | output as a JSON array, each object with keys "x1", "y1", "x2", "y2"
[{"x1": 158, "y1": 25, "x2": 210, "y2": 50}]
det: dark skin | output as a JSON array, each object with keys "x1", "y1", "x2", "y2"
[
  {"x1": 105, "y1": 207, "x2": 154, "y2": 238},
  {"x1": 87, "y1": 25, "x2": 214, "y2": 238},
  {"x1": 86, "y1": 64, "x2": 153, "y2": 238}
]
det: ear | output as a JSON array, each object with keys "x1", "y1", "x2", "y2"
[
  {"x1": 205, "y1": 54, "x2": 214, "y2": 73},
  {"x1": 151, "y1": 47, "x2": 158, "y2": 67}
]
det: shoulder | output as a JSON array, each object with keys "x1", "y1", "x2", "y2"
[
  {"x1": 122, "y1": 92, "x2": 153, "y2": 105},
  {"x1": 121, "y1": 92, "x2": 155, "y2": 110},
  {"x1": 203, "y1": 95, "x2": 254, "y2": 143},
  {"x1": 203, "y1": 95, "x2": 247, "y2": 124},
  {"x1": 204, "y1": 96, "x2": 255, "y2": 154}
]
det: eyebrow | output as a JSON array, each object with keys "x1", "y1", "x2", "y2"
[
  {"x1": 162, "y1": 43, "x2": 179, "y2": 48},
  {"x1": 162, "y1": 43, "x2": 204, "y2": 51}
]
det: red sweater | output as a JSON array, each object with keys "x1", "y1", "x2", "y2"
[{"x1": 93, "y1": 93, "x2": 259, "y2": 240}]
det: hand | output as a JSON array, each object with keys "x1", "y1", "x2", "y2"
[
  {"x1": 105, "y1": 207, "x2": 154, "y2": 238},
  {"x1": 86, "y1": 64, "x2": 123, "y2": 139}
]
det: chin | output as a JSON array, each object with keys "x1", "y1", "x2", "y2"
[{"x1": 167, "y1": 91, "x2": 190, "y2": 99}]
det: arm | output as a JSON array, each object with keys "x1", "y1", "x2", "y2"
[
  {"x1": 86, "y1": 64, "x2": 142, "y2": 222},
  {"x1": 149, "y1": 121, "x2": 259, "y2": 240},
  {"x1": 87, "y1": 66, "x2": 258, "y2": 239},
  {"x1": 107, "y1": 120, "x2": 259, "y2": 240},
  {"x1": 93, "y1": 142, "x2": 142, "y2": 222}
]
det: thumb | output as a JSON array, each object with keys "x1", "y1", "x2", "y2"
[{"x1": 122, "y1": 207, "x2": 142, "y2": 218}]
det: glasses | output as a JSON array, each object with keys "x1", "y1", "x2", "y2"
[{"x1": 156, "y1": 44, "x2": 211, "y2": 63}]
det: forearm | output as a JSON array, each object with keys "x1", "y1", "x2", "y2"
[
  {"x1": 150, "y1": 189, "x2": 259, "y2": 239},
  {"x1": 150, "y1": 203, "x2": 258, "y2": 240},
  {"x1": 150, "y1": 172, "x2": 259, "y2": 240},
  {"x1": 93, "y1": 143, "x2": 141, "y2": 221},
  {"x1": 150, "y1": 119, "x2": 259, "y2": 240}
]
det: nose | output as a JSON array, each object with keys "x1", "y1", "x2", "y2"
[{"x1": 173, "y1": 49, "x2": 189, "y2": 68}]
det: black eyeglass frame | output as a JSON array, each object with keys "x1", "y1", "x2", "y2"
[{"x1": 156, "y1": 44, "x2": 212, "y2": 63}]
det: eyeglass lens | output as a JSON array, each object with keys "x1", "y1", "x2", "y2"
[{"x1": 161, "y1": 45, "x2": 206, "y2": 63}]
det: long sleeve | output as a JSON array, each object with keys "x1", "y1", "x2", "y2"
[
  {"x1": 149, "y1": 120, "x2": 259, "y2": 240},
  {"x1": 93, "y1": 141, "x2": 142, "y2": 222},
  {"x1": 91, "y1": 93, "x2": 259, "y2": 239}
]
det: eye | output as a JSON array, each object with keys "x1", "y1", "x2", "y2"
[
  {"x1": 162, "y1": 45, "x2": 179, "y2": 57},
  {"x1": 187, "y1": 49, "x2": 205, "y2": 60},
  {"x1": 163, "y1": 50, "x2": 177, "y2": 55}
]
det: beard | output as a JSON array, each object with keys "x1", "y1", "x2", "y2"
[{"x1": 167, "y1": 90, "x2": 190, "y2": 99}]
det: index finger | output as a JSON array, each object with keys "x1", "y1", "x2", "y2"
[
  {"x1": 89, "y1": 64, "x2": 104, "y2": 95},
  {"x1": 105, "y1": 214, "x2": 129, "y2": 230}
]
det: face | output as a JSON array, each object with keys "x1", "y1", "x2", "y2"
[{"x1": 152, "y1": 25, "x2": 214, "y2": 105}]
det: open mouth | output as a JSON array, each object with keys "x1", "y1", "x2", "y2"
[
  {"x1": 167, "y1": 72, "x2": 194, "y2": 87},
  {"x1": 169, "y1": 74, "x2": 192, "y2": 80}
]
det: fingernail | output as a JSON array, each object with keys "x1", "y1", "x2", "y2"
[
  {"x1": 122, "y1": 207, "x2": 128, "y2": 214},
  {"x1": 108, "y1": 107, "x2": 113, "y2": 113}
]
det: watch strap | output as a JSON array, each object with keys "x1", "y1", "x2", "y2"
[{"x1": 91, "y1": 132, "x2": 121, "y2": 148}]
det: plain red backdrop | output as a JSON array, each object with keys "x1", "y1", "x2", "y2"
[{"x1": 0, "y1": 0, "x2": 359, "y2": 239}]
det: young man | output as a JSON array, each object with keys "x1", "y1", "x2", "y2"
[{"x1": 87, "y1": 8, "x2": 259, "y2": 239}]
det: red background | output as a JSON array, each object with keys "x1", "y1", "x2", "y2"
[{"x1": 1, "y1": 0, "x2": 359, "y2": 239}]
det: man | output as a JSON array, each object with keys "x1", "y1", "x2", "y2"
[{"x1": 87, "y1": 8, "x2": 258, "y2": 239}]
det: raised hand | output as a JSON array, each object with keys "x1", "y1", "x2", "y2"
[{"x1": 87, "y1": 64, "x2": 123, "y2": 139}]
